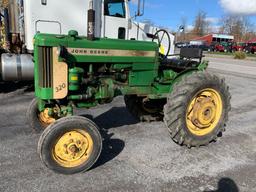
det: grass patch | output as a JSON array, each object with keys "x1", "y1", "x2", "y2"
[
  {"x1": 234, "y1": 51, "x2": 246, "y2": 59},
  {"x1": 207, "y1": 51, "x2": 256, "y2": 58}
]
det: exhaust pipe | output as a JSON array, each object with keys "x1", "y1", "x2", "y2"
[{"x1": 87, "y1": 0, "x2": 95, "y2": 41}]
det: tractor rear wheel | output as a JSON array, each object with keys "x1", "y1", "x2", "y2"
[
  {"x1": 164, "y1": 71, "x2": 231, "y2": 148},
  {"x1": 124, "y1": 95, "x2": 164, "y2": 122},
  {"x1": 38, "y1": 116, "x2": 102, "y2": 174}
]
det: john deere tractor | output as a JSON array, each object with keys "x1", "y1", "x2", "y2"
[{"x1": 27, "y1": 29, "x2": 231, "y2": 174}]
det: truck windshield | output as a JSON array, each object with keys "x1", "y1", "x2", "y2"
[{"x1": 104, "y1": 0, "x2": 126, "y2": 18}]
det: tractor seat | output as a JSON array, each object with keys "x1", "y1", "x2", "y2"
[{"x1": 161, "y1": 48, "x2": 203, "y2": 69}]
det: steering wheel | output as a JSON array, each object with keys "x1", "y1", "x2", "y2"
[{"x1": 152, "y1": 29, "x2": 171, "y2": 58}]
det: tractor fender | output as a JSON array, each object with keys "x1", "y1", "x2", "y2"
[{"x1": 171, "y1": 61, "x2": 208, "y2": 87}]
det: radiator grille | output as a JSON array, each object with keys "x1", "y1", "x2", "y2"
[{"x1": 38, "y1": 47, "x2": 53, "y2": 88}]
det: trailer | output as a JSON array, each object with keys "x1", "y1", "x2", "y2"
[{"x1": 0, "y1": 0, "x2": 175, "y2": 81}]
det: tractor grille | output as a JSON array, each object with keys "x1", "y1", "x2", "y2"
[{"x1": 38, "y1": 47, "x2": 53, "y2": 88}]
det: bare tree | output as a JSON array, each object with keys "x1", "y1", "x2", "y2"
[
  {"x1": 220, "y1": 15, "x2": 253, "y2": 41},
  {"x1": 192, "y1": 11, "x2": 207, "y2": 36}
]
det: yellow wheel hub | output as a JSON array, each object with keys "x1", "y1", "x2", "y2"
[
  {"x1": 39, "y1": 108, "x2": 56, "y2": 126},
  {"x1": 186, "y1": 88, "x2": 223, "y2": 136},
  {"x1": 52, "y1": 130, "x2": 93, "y2": 168}
]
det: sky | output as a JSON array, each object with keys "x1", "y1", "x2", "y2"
[{"x1": 130, "y1": 0, "x2": 256, "y2": 32}]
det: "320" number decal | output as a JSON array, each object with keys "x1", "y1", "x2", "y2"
[{"x1": 55, "y1": 83, "x2": 66, "y2": 93}]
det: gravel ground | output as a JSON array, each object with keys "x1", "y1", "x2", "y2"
[{"x1": 0, "y1": 57, "x2": 255, "y2": 192}]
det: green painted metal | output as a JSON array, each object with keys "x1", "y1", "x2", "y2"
[
  {"x1": 69, "y1": 67, "x2": 84, "y2": 91},
  {"x1": 33, "y1": 30, "x2": 208, "y2": 114}
]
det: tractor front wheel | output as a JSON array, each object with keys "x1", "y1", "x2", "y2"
[
  {"x1": 26, "y1": 98, "x2": 57, "y2": 133},
  {"x1": 124, "y1": 95, "x2": 165, "y2": 122},
  {"x1": 38, "y1": 116, "x2": 102, "y2": 174},
  {"x1": 164, "y1": 71, "x2": 231, "y2": 148}
]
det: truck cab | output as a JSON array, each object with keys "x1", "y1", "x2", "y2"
[
  {"x1": 24, "y1": 0, "x2": 174, "y2": 51},
  {"x1": 0, "y1": 0, "x2": 174, "y2": 81},
  {"x1": 104, "y1": 0, "x2": 130, "y2": 40}
]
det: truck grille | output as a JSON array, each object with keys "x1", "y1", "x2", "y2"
[{"x1": 38, "y1": 47, "x2": 53, "y2": 88}]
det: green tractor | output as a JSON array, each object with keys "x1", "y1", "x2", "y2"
[{"x1": 27, "y1": 29, "x2": 231, "y2": 174}]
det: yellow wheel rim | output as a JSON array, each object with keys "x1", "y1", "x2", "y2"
[
  {"x1": 186, "y1": 88, "x2": 223, "y2": 136},
  {"x1": 39, "y1": 108, "x2": 56, "y2": 127},
  {"x1": 52, "y1": 130, "x2": 93, "y2": 168}
]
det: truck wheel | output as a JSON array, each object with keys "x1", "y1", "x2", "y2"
[
  {"x1": 124, "y1": 95, "x2": 164, "y2": 122},
  {"x1": 27, "y1": 98, "x2": 57, "y2": 133},
  {"x1": 38, "y1": 116, "x2": 102, "y2": 174},
  {"x1": 164, "y1": 71, "x2": 231, "y2": 148}
]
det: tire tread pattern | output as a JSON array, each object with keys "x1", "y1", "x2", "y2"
[{"x1": 164, "y1": 71, "x2": 231, "y2": 148}]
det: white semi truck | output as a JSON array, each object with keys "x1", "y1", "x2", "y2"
[{"x1": 0, "y1": 0, "x2": 175, "y2": 81}]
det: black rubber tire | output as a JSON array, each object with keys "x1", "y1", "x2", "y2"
[
  {"x1": 124, "y1": 95, "x2": 164, "y2": 122},
  {"x1": 38, "y1": 116, "x2": 102, "y2": 174},
  {"x1": 164, "y1": 71, "x2": 231, "y2": 148},
  {"x1": 26, "y1": 98, "x2": 46, "y2": 133}
]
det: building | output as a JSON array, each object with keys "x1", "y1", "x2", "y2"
[
  {"x1": 247, "y1": 38, "x2": 256, "y2": 43},
  {"x1": 193, "y1": 34, "x2": 234, "y2": 45}
]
